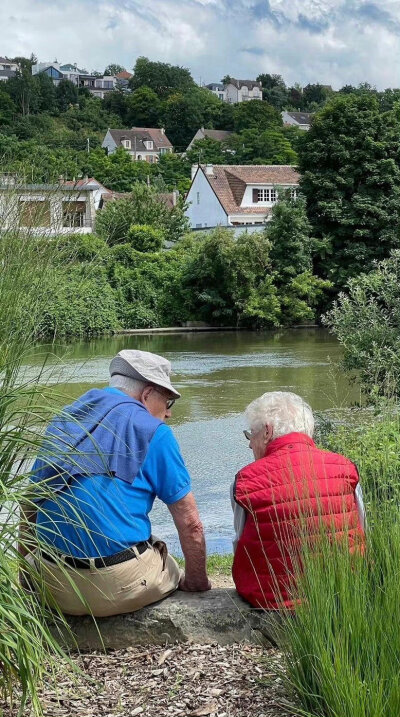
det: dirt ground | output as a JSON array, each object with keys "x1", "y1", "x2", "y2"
[{"x1": 34, "y1": 643, "x2": 295, "y2": 717}]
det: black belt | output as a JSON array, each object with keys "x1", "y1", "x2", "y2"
[{"x1": 40, "y1": 540, "x2": 151, "y2": 570}]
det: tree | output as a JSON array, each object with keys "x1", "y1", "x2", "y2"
[
  {"x1": 35, "y1": 72, "x2": 56, "y2": 113},
  {"x1": 131, "y1": 57, "x2": 195, "y2": 99},
  {"x1": 182, "y1": 228, "x2": 280, "y2": 326},
  {"x1": 156, "y1": 153, "x2": 191, "y2": 193},
  {"x1": 55, "y1": 79, "x2": 78, "y2": 112},
  {"x1": 104, "y1": 63, "x2": 126, "y2": 76},
  {"x1": 324, "y1": 250, "x2": 400, "y2": 400},
  {"x1": 298, "y1": 94, "x2": 400, "y2": 288},
  {"x1": 95, "y1": 183, "x2": 188, "y2": 244},
  {"x1": 103, "y1": 90, "x2": 129, "y2": 123},
  {"x1": 257, "y1": 73, "x2": 288, "y2": 110},
  {"x1": 162, "y1": 87, "x2": 221, "y2": 150},
  {"x1": 0, "y1": 89, "x2": 16, "y2": 124},
  {"x1": 186, "y1": 137, "x2": 229, "y2": 165},
  {"x1": 303, "y1": 83, "x2": 333, "y2": 109},
  {"x1": 228, "y1": 128, "x2": 297, "y2": 164},
  {"x1": 265, "y1": 193, "x2": 330, "y2": 323},
  {"x1": 6, "y1": 67, "x2": 39, "y2": 116},
  {"x1": 125, "y1": 86, "x2": 161, "y2": 127},
  {"x1": 233, "y1": 100, "x2": 282, "y2": 132}
]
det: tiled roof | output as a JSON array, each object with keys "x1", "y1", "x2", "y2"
[
  {"x1": 284, "y1": 111, "x2": 312, "y2": 125},
  {"x1": 108, "y1": 127, "x2": 173, "y2": 151},
  {"x1": 202, "y1": 129, "x2": 233, "y2": 142},
  {"x1": 199, "y1": 165, "x2": 299, "y2": 215},
  {"x1": 116, "y1": 70, "x2": 133, "y2": 79}
]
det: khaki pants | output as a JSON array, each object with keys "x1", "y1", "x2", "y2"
[{"x1": 31, "y1": 542, "x2": 181, "y2": 617}]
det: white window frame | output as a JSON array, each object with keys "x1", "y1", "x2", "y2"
[
  {"x1": 257, "y1": 188, "x2": 277, "y2": 203},
  {"x1": 123, "y1": 139, "x2": 131, "y2": 149}
]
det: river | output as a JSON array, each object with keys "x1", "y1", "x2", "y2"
[{"x1": 25, "y1": 328, "x2": 358, "y2": 554}]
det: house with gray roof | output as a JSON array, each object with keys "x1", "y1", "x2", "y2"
[
  {"x1": 186, "y1": 128, "x2": 233, "y2": 152},
  {"x1": 185, "y1": 164, "x2": 299, "y2": 229},
  {"x1": 282, "y1": 111, "x2": 312, "y2": 131},
  {"x1": 102, "y1": 127, "x2": 173, "y2": 162}
]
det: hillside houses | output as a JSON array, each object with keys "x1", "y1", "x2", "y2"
[
  {"x1": 102, "y1": 127, "x2": 173, "y2": 162},
  {"x1": 185, "y1": 164, "x2": 299, "y2": 229},
  {"x1": 206, "y1": 78, "x2": 262, "y2": 103}
]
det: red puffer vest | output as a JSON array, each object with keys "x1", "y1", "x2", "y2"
[{"x1": 232, "y1": 432, "x2": 364, "y2": 609}]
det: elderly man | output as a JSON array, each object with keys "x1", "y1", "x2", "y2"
[
  {"x1": 231, "y1": 391, "x2": 365, "y2": 609},
  {"x1": 21, "y1": 349, "x2": 210, "y2": 616}
]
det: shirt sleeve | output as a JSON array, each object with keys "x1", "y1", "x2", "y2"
[{"x1": 142, "y1": 424, "x2": 192, "y2": 505}]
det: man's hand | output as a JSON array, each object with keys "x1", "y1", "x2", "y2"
[
  {"x1": 179, "y1": 574, "x2": 211, "y2": 592},
  {"x1": 168, "y1": 492, "x2": 210, "y2": 591}
]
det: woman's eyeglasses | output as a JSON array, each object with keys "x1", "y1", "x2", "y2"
[{"x1": 243, "y1": 429, "x2": 252, "y2": 441}]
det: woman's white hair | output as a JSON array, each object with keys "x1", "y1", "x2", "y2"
[
  {"x1": 245, "y1": 391, "x2": 314, "y2": 439},
  {"x1": 109, "y1": 374, "x2": 148, "y2": 396}
]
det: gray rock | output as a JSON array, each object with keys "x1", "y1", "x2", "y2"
[{"x1": 55, "y1": 589, "x2": 282, "y2": 650}]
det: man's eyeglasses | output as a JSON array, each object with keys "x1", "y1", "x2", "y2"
[
  {"x1": 243, "y1": 429, "x2": 252, "y2": 441},
  {"x1": 152, "y1": 387, "x2": 176, "y2": 410}
]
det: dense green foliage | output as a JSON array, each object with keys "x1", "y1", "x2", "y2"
[
  {"x1": 324, "y1": 251, "x2": 400, "y2": 400},
  {"x1": 298, "y1": 94, "x2": 400, "y2": 288}
]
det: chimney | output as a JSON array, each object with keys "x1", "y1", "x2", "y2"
[
  {"x1": 172, "y1": 189, "x2": 179, "y2": 206},
  {"x1": 160, "y1": 127, "x2": 165, "y2": 135},
  {"x1": 205, "y1": 164, "x2": 214, "y2": 176},
  {"x1": 191, "y1": 164, "x2": 199, "y2": 181}
]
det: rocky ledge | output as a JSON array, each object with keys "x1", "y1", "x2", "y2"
[{"x1": 59, "y1": 588, "x2": 281, "y2": 649}]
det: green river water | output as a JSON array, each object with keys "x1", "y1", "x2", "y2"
[{"x1": 25, "y1": 328, "x2": 358, "y2": 554}]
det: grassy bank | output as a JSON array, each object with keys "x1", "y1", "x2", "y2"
[{"x1": 175, "y1": 553, "x2": 233, "y2": 576}]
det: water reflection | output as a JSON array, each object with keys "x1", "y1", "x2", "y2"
[{"x1": 23, "y1": 329, "x2": 359, "y2": 553}]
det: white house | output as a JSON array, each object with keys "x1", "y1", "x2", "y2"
[
  {"x1": 185, "y1": 164, "x2": 300, "y2": 229},
  {"x1": 186, "y1": 128, "x2": 233, "y2": 152},
  {"x1": 102, "y1": 127, "x2": 173, "y2": 162},
  {"x1": 0, "y1": 176, "x2": 112, "y2": 235},
  {"x1": 205, "y1": 83, "x2": 226, "y2": 101},
  {"x1": 225, "y1": 79, "x2": 262, "y2": 103},
  {"x1": 282, "y1": 111, "x2": 312, "y2": 131},
  {"x1": 0, "y1": 57, "x2": 19, "y2": 82}
]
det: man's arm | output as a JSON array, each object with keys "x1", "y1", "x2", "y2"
[
  {"x1": 168, "y1": 492, "x2": 211, "y2": 592},
  {"x1": 19, "y1": 503, "x2": 37, "y2": 558}
]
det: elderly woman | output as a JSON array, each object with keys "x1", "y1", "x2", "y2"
[{"x1": 232, "y1": 391, "x2": 365, "y2": 609}]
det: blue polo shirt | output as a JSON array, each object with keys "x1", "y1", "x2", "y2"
[{"x1": 35, "y1": 390, "x2": 191, "y2": 558}]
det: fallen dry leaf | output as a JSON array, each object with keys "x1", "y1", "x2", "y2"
[
  {"x1": 158, "y1": 648, "x2": 173, "y2": 666},
  {"x1": 189, "y1": 700, "x2": 218, "y2": 716}
]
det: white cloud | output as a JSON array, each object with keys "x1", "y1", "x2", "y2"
[{"x1": 0, "y1": 0, "x2": 400, "y2": 88}]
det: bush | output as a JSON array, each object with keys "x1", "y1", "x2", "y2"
[
  {"x1": 324, "y1": 250, "x2": 400, "y2": 399},
  {"x1": 37, "y1": 264, "x2": 118, "y2": 338},
  {"x1": 127, "y1": 224, "x2": 164, "y2": 252}
]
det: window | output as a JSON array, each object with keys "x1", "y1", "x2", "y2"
[
  {"x1": 137, "y1": 154, "x2": 142, "y2": 160},
  {"x1": 160, "y1": 147, "x2": 169, "y2": 154},
  {"x1": 20, "y1": 200, "x2": 51, "y2": 228},
  {"x1": 290, "y1": 188, "x2": 298, "y2": 199},
  {"x1": 144, "y1": 140, "x2": 153, "y2": 150},
  {"x1": 257, "y1": 188, "x2": 277, "y2": 202},
  {"x1": 122, "y1": 139, "x2": 131, "y2": 149},
  {"x1": 197, "y1": 192, "x2": 200, "y2": 205},
  {"x1": 62, "y1": 201, "x2": 86, "y2": 228},
  {"x1": 219, "y1": 93, "x2": 224, "y2": 100}
]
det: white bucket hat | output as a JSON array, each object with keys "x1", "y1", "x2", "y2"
[{"x1": 109, "y1": 349, "x2": 181, "y2": 399}]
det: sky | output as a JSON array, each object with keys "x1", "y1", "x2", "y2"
[{"x1": 1, "y1": 0, "x2": 400, "y2": 90}]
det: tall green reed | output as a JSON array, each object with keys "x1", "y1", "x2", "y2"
[
  {"x1": 0, "y1": 180, "x2": 82, "y2": 715},
  {"x1": 279, "y1": 417, "x2": 400, "y2": 717}
]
